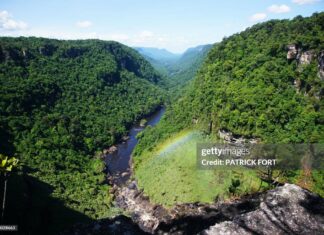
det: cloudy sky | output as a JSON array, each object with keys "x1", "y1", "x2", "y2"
[{"x1": 0, "y1": 0, "x2": 323, "y2": 53}]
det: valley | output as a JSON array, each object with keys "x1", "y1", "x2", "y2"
[
  {"x1": 0, "y1": 11, "x2": 323, "y2": 235},
  {"x1": 135, "y1": 44, "x2": 212, "y2": 98}
]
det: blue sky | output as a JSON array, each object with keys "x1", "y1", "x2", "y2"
[{"x1": 0, "y1": 0, "x2": 323, "y2": 53}]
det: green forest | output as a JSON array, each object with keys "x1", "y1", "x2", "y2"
[
  {"x1": 0, "y1": 38, "x2": 165, "y2": 233},
  {"x1": 0, "y1": 11, "x2": 323, "y2": 235},
  {"x1": 136, "y1": 45, "x2": 212, "y2": 99},
  {"x1": 133, "y1": 13, "x2": 324, "y2": 203},
  {"x1": 135, "y1": 12, "x2": 324, "y2": 152}
]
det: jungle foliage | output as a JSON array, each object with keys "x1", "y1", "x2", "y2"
[{"x1": 0, "y1": 37, "x2": 165, "y2": 233}]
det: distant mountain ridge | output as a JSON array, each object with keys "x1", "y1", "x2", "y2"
[
  {"x1": 169, "y1": 44, "x2": 212, "y2": 75},
  {"x1": 134, "y1": 47, "x2": 180, "y2": 62},
  {"x1": 135, "y1": 44, "x2": 212, "y2": 92}
]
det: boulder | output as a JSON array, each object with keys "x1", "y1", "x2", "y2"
[
  {"x1": 110, "y1": 145, "x2": 118, "y2": 152},
  {"x1": 202, "y1": 184, "x2": 324, "y2": 235},
  {"x1": 121, "y1": 172, "x2": 130, "y2": 177}
]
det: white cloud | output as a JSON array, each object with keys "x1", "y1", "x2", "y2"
[
  {"x1": 108, "y1": 33, "x2": 129, "y2": 41},
  {"x1": 292, "y1": 0, "x2": 320, "y2": 5},
  {"x1": 250, "y1": 13, "x2": 267, "y2": 22},
  {"x1": 131, "y1": 30, "x2": 155, "y2": 44},
  {"x1": 76, "y1": 20, "x2": 92, "y2": 28},
  {"x1": 268, "y1": 4, "x2": 291, "y2": 13},
  {"x1": 0, "y1": 26, "x2": 204, "y2": 53},
  {"x1": 105, "y1": 30, "x2": 190, "y2": 52},
  {"x1": 0, "y1": 10, "x2": 28, "y2": 31},
  {"x1": 139, "y1": 30, "x2": 154, "y2": 39}
]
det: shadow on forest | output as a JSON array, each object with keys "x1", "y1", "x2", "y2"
[{"x1": 1, "y1": 167, "x2": 93, "y2": 235}]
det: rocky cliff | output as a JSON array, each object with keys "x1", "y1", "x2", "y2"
[
  {"x1": 203, "y1": 184, "x2": 324, "y2": 235},
  {"x1": 60, "y1": 184, "x2": 324, "y2": 235}
]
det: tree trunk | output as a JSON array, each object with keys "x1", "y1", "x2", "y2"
[
  {"x1": 1, "y1": 173, "x2": 7, "y2": 224},
  {"x1": 208, "y1": 121, "x2": 213, "y2": 134}
]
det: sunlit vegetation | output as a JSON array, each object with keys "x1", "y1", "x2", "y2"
[
  {"x1": 135, "y1": 131, "x2": 262, "y2": 206},
  {"x1": 0, "y1": 37, "x2": 165, "y2": 233},
  {"x1": 134, "y1": 13, "x2": 324, "y2": 202}
]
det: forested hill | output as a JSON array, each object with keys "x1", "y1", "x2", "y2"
[
  {"x1": 166, "y1": 44, "x2": 212, "y2": 91},
  {"x1": 136, "y1": 45, "x2": 212, "y2": 93},
  {"x1": 135, "y1": 12, "x2": 324, "y2": 157},
  {"x1": 134, "y1": 47, "x2": 180, "y2": 77},
  {"x1": 188, "y1": 13, "x2": 324, "y2": 142},
  {"x1": 0, "y1": 37, "x2": 165, "y2": 153},
  {"x1": 134, "y1": 47, "x2": 180, "y2": 62},
  {"x1": 0, "y1": 37, "x2": 165, "y2": 233}
]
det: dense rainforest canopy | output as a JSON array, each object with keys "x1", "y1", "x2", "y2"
[
  {"x1": 0, "y1": 11, "x2": 323, "y2": 235},
  {"x1": 135, "y1": 12, "x2": 324, "y2": 158},
  {"x1": 132, "y1": 12, "x2": 324, "y2": 208},
  {"x1": 0, "y1": 37, "x2": 165, "y2": 233}
]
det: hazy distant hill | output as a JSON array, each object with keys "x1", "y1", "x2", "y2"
[
  {"x1": 135, "y1": 45, "x2": 212, "y2": 92},
  {"x1": 171, "y1": 44, "x2": 212, "y2": 72},
  {"x1": 134, "y1": 47, "x2": 180, "y2": 76},
  {"x1": 168, "y1": 44, "x2": 212, "y2": 87},
  {"x1": 134, "y1": 47, "x2": 180, "y2": 62}
]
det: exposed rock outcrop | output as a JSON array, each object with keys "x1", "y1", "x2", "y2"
[
  {"x1": 318, "y1": 51, "x2": 324, "y2": 80},
  {"x1": 287, "y1": 45, "x2": 316, "y2": 67},
  {"x1": 202, "y1": 184, "x2": 324, "y2": 235},
  {"x1": 218, "y1": 129, "x2": 260, "y2": 144},
  {"x1": 113, "y1": 178, "x2": 262, "y2": 234},
  {"x1": 287, "y1": 44, "x2": 299, "y2": 60},
  {"x1": 103, "y1": 145, "x2": 118, "y2": 155},
  {"x1": 112, "y1": 183, "x2": 324, "y2": 234},
  {"x1": 60, "y1": 181, "x2": 323, "y2": 235},
  {"x1": 286, "y1": 45, "x2": 323, "y2": 98},
  {"x1": 114, "y1": 180, "x2": 170, "y2": 233},
  {"x1": 298, "y1": 50, "x2": 315, "y2": 65}
]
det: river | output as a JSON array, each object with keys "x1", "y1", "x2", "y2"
[
  {"x1": 102, "y1": 106, "x2": 265, "y2": 234},
  {"x1": 105, "y1": 107, "x2": 165, "y2": 185}
]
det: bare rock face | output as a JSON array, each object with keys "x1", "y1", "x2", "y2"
[
  {"x1": 318, "y1": 51, "x2": 324, "y2": 80},
  {"x1": 202, "y1": 184, "x2": 324, "y2": 235},
  {"x1": 287, "y1": 44, "x2": 298, "y2": 60},
  {"x1": 114, "y1": 180, "x2": 171, "y2": 233},
  {"x1": 60, "y1": 183, "x2": 323, "y2": 235},
  {"x1": 298, "y1": 50, "x2": 315, "y2": 65},
  {"x1": 218, "y1": 129, "x2": 259, "y2": 144}
]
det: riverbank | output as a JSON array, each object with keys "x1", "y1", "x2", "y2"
[
  {"x1": 104, "y1": 107, "x2": 166, "y2": 185},
  {"x1": 106, "y1": 126, "x2": 261, "y2": 232},
  {"x1": 103, "y1": 108, "x2": 324, "y2": 234}
]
